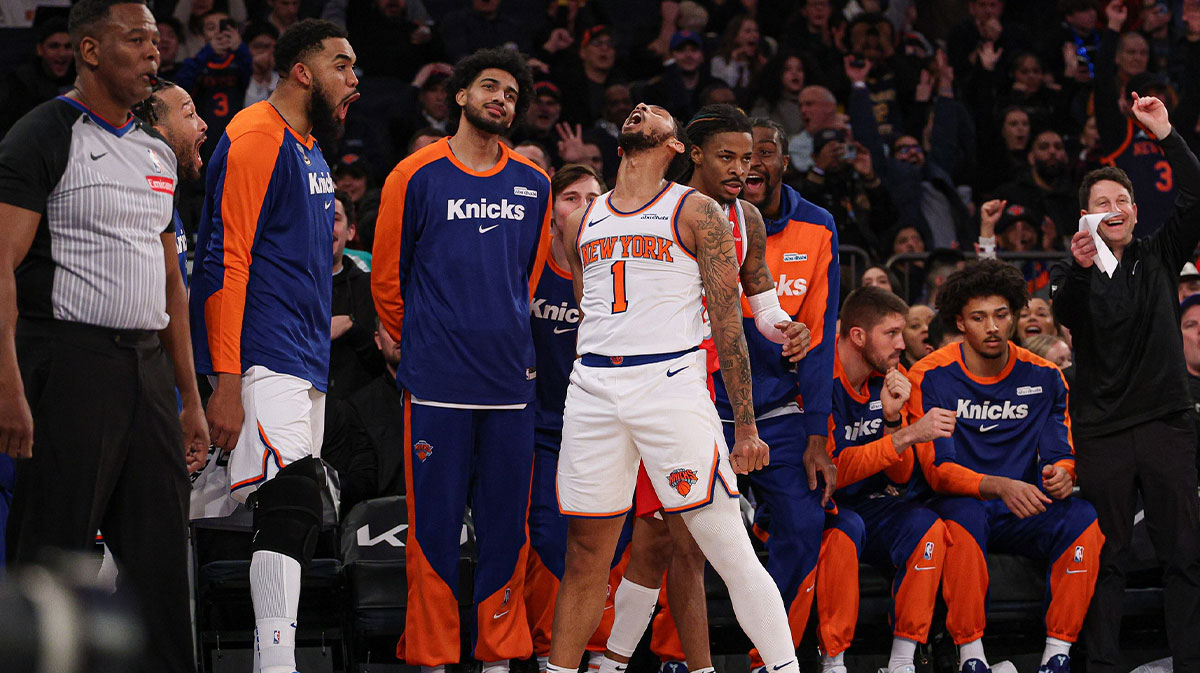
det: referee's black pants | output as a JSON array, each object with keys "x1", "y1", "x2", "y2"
[
  {"x1": 6, "y1": 319, "x2": 194, "y2": 673},
  {"x1": 1077, "y1": 411, "x2": 1200, "y2": 673}
]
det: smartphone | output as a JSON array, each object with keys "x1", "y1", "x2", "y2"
[{"x1": 844, "y1": 145, "x2": 858, "y2": 161}]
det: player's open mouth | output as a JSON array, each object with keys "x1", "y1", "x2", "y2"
[
  {"x1": 745, "y1": 174, "x2": 765, "y2": 193},
  {"x1": 338, "y1": 93, "x2": 361, "y2": 121},
  {"x1": 194, "y1": 135, "x2": 206, "y2": 164},
  {"x1": 625, "y1": 110, "x2": 644, "y2": 127}
]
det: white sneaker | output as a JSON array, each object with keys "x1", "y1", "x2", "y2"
[{"x1": 991, "y1": 661, "x2": 1019, "y2": 673}]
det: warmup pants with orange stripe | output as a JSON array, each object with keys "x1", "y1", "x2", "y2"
[
  {"x1": 813, "y1": 497, "x2": 949, "y2": 656},
  {"x1": 928, "y1": 495, "x2": 1104, "y2": 645},
  {"x1": 525, "y1": 428, "x2": 633, "y2": 657},
  {"x1": 397, "y1": 395, "x2": 535, "y2": 666}
]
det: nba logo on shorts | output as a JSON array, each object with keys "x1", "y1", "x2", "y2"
[
  {"x1": 667, "y1": 468, "x2": 699, "y2": 496},
  {"x1": 273, "y1": 630, "x2": 281, "y2": 644},
  {"x1": 1074, "y1": 545, "x2": 1084, "y2": 563},
  {"x1": 414, "y1": 440, "x2": 433, "y2": 462},
  {"x1": 924, "y1": 541, "x2": 935, "y2": 560}
]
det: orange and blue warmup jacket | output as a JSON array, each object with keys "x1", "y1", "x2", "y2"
[
  {"x1": 906, "y1": 342, "x2": 1076, "y2": 499},
  {"x1": 190, "y1": 101, "x2": 334, "y2": 390},
  {"x1": 372, "y1": 139, "x2": 552, "y2": 405},
  {"x1": 530, "y1": 255, "x2": 579, "y2": 432},
  {"x1": 827, "y1": 346, "x2": 914, "y2": 502},
  {"x1": 713, "y1": 183, "x2": 838, "y2": 435}
]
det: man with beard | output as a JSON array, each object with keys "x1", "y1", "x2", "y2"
[
  {"x1": 546, "y1": 100, "x2": 800, "y2": 673},
  {"x1": 0, "y1": 2, "x2": 206, "y2": 671},
  {"x1": 132, "y1": 79, "x2": 209, "y2": 280},
  {"x1": 189, "y1": 19, "x2": 359, "y2": 673},
  {"x1": 1052, "y1": 92, "x2": 1200, "y2": 673},
  {"x1": 371, "y1": 47, "x2": 550, "y2": 673},
  {"x1": 810, "y1": 286, "x2": 956, "y2": 673},
  {"x1": 995, "y1": 129, "x2": 1076, "y2": 246},
  {"x1": 593, "y1": 106, "x2": 818, "y2": 673}
]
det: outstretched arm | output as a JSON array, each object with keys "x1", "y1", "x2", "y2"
[{"x1": 682, "y1": 192, "x2": 767, "y2": 474}]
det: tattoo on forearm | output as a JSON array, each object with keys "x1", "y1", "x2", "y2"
[
  {"x1": 695, "y1": 198, "x2": 756, "y2": 428},
  {"x1": 741, "y1": 203, "x2": 776, "y2": 295}
]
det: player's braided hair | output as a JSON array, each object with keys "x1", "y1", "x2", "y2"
[
  {"x1": 273, "y1": 19, "x2": 347, "y2": 77},
  {"x1": 444, "y1": 47, "x2": 535, "y2": 134},
  {"x1": 673, "y1": 104, "x2": 752, "y2": 183},
  {"x1": 936, "y1": 259, "x2": 1030, "y2": 320},
  {"x1": 132, "y1": 78, "x2": 178, "y2": 127}
]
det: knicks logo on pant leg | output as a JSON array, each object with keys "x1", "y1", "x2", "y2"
[
  {"x1": 667, "y1": 468, "x2": 699, "y2": 496},
  {"x1": 414, "y1": 440, "x2": 434, "y2": 462}
]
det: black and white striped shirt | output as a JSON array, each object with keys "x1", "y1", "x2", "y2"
[{"x1": 0, "y1": 96, "x2": 176, "y2": 331}]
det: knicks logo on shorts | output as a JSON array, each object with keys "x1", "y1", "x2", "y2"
[
  {"x1": 414, "y1": 440, "x2": 434, "y2": 463},
  {"x1": 667, "y1": 468, "x2": 699, "y2": 496}
]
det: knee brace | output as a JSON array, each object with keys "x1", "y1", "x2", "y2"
[{"x1": 250, "y1": 456, "x2": 325, "y2": 566}]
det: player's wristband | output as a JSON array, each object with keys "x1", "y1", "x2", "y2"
[
  {"x1": 883, "y1": 415, "x2": 903, "y2": 428},
  {"x1": 748, "y1": 289, "x2": 791, "y2": 345}
]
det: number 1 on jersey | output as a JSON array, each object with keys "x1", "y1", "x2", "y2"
[{"x1": 611, "y1": 261, "x2": 628, "y2": 313}]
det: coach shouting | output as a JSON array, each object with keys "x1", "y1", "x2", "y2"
[
  {"x1": 0, "y1": 1, "x2": 204, "y2": 672},
  {"x1": 1051, "y1": 93, "x2": 1200, "y2": 673}
]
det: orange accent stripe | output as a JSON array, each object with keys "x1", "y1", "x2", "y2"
[
  {"x1": 816, "y1": 527, "x2": 860, "y2": 656},
  {"x1": 670, "y1": 188, "x2": 698, "y2": 261},
  {"x1": 547, "y1": 252, "x2": 573, "y2": 280},
  {"x1": 1098, "y1": 119, "x2": 1135, "y2": 166},
  {"x1": 230, "y1": 422, "x2": 287, "y2": 491},
  {"x1": 528, "y1": 199, "x2": 553, "y2": 303},
  {"x1": 442, "y1": 137, "x2": 511, "y2": 177},
  {"x1": 207, "y1": 53, "x2": 237, "y2": 70},
  {"x1": 372, "y1": 164, "x2": 413, "y2": 345},
  {"x1": 207, "y1": 114, "x2": 283, "y2": 374},
  {"x1": 607, "y1": 181, "x2": 673, "y2": 217}
]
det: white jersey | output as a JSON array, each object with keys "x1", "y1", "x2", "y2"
[{"x1": 575, "y1": 182, "x2": 704, "y2": 357}]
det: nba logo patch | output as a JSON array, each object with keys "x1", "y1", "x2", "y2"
[
  {"x1": 924, "y1": 541, "x2": 935, "y2": 560},
  {"x1": 273, "y1": 630, "x2": 281, "y2": 644},
  {"x1": 414, "y1": 440, "x2": 433, "y2": 462},
  {"x1": 667, "y1": 468, "x2": 699, "y2": 496},
  {"x1": 500, "y1": 588, "x2": 511, "y2": 608},
  {"x1": 1074, "y1": 545, "x2": 1084, "y2": 563}
]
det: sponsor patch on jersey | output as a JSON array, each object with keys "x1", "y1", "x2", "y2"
[
  {"x1": 1016, "y1": 385, "x2": 1043, "y2": 396},
  {"x1": 146, "y1": 175, "x2": 175, "y2": 195},
  {"x1": 869, "y1": 400, "x2": 883, "y2": 411},
  {"x1": 413, "y1": 440, "x2": 433, "y2": 463},
  {"x1": 668, "y1": 468, "x2": 699, "y2": 496},
  {"x1": 783, "y1": 252, "x2": 808, "y2": 262},
  {"x1": 640, "y1": 213, "x2": 669, "y2": 221},
  {"x1": 513, "y1": 186, "x2": 538, "y2": 198}
]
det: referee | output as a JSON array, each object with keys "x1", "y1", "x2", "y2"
[
  {"x1": 0, "y1": 2, "x2": 203, "y2": 673},
  {"x1": 1051, "y1": 94, "x2": 1200, "y2": 673}
]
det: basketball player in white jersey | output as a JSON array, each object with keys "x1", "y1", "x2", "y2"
[
  {"x1": 545, "y1": 103, "x2": 802, "y2": 673},
  {"x1": 599, "y1": 105, "x2": 816, "y2": 673}
]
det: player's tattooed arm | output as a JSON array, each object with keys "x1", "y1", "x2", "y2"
[
  {"x1": 739, "y1": 200, "x2": 776, "y2": 295},
  {"x1": 685, "y1": 193, "x2": 768, "y2": 472},
  {"x1": 561, "y1": 205, "x2": 587, "y2": 307}
]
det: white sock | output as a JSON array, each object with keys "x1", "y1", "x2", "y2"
[
  {"x1": 538, "y1": 656, "x2": 550, "y2": 672},
  {"x1": 548, "y1": 664, "x2": 576, "y2": 673},
  {"x1": 598, "y1": 656, "x2": 629, "y2": 673},
  {"x1": 606, "y1": 579, "x2": 659, "y2": 657},
  {"x1": 959, "y1": 639, "x2": 987, "y2": 667},
  {"x1": 822, "y1": 651, "x2": 846, "y2": 673},
  {"x1": 483, "y1": 660, "x2": 511, "y2": 673},
  {"x1": 1042, "y1": 638, "x2": 1072, "y2": 665},
  {"x1": 889, "y1": 637, "x2": 918, "y2": 670},
  {"x1": 587, "y1": 652, "x2": 604, "y2": 671},
  {"x1": 421, "y1": 667, "x2": 446, "y2": 673},
  {"x1": 693, "y1": 667, "x2": 716, "y2": 673},
  {"x1": 681, "y1": 495, "x2": 796, "y2": 668},
  {"x1": 250, "y1": 550, "x2": 301, "y2": 673}
]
